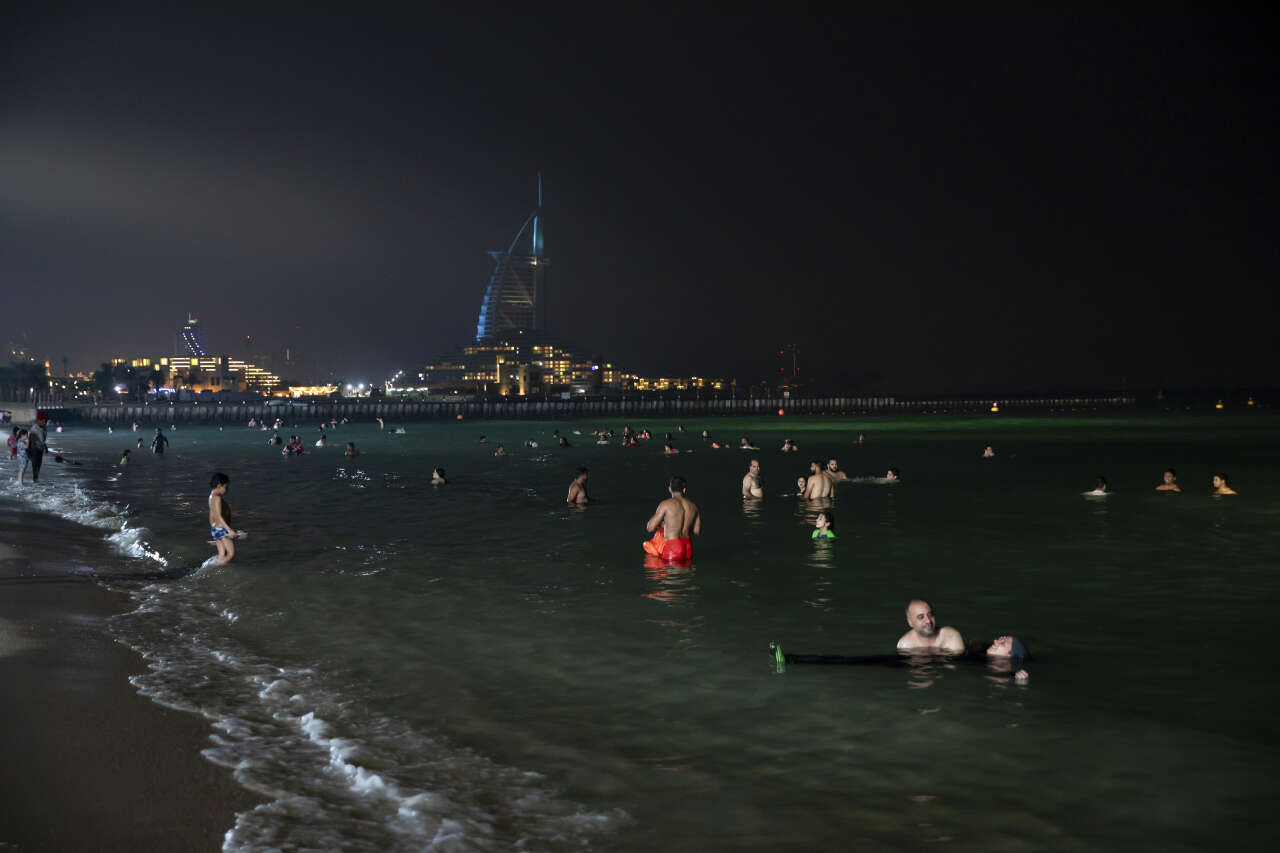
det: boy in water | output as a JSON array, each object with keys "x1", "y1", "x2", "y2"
[{"x1": 208, "y1": 472, "x2": 240, "y2": 565}]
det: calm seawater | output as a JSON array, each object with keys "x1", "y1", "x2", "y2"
[{"x1": 4, "y1": 413, "x2": 1278, "y2": 851}]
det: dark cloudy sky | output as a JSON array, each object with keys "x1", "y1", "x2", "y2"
[{"x1": 2, "y1": 5, "x2": 1275, "y2": 392}]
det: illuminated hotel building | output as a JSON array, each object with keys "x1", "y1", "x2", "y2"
[
  {"x1": 476, "y1": 176, "x2": 546, "y2": 342},
  {"x1": 176, "y1": 315, "x2": 207, "y2": 357}
]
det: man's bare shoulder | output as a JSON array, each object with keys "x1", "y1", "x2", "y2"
[
  {"x1": 896, "y1": 630, "x2": 917, "y2": 650},
  {"x1": 937, "y1": 626, "x2": 965, "y2": 651}
]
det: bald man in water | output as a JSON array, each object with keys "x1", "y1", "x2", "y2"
[{"x1": 897, "y1": 599, "x2": 965, "y2": 653}]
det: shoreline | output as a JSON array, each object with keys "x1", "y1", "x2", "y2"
[{"x1": 0, "y1": 500, "x2": 263, "y2": 850}]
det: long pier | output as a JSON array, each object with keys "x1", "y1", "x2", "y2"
[{"x1": 57, "y1": 394, "x2": 1137, "y2": 424}]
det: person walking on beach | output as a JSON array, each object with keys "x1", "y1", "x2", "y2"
[
  {"x1": 26, "y1": 411, "x2": 49, "y2": 483},
  {"x1": 644, "y1": 475, "x2": 701, "y2": 565},
  {"x1": 151, "y1": 427, "x2": 169, "y2": 455},
  {"x1": 208, "y1": 472, "x2": 239, "y2": 565}
]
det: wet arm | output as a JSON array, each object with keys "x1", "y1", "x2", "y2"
[{"x1": 645, "y1": 505, "x2": 665, "y2": 533}]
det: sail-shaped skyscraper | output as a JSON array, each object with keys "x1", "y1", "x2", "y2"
[{"x1": 475, "y1": 175, "x2": 547, "y2": 342}]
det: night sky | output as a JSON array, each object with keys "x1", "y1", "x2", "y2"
[{"x1": 3, "y1": 6, "x2": 1275, "y2": 393}]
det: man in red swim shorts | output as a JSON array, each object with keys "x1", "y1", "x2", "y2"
[{"x1": 643, "y1": 475, "x2": 701, "y2": 566}]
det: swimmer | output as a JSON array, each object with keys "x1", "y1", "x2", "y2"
[
  {"x1": 431, "y1": 467, "x2": 448, "y2": 485},
  {"x1": 644, "y1": 475, "x2": 701, "y2": 565},
  {"x1": 825, "y1": 458, "x2": 848, "y2": 480},
  {"x1": 780, "y1": 438, "x2": 798, "y2": 452},
  {"x1": 558, "y1": 436, "x2": 572, "y2": 447},
  {"x1": 897, "y1": 599, "x2": 965, "y2": 653},
  {"x1": 701, "y1": 429, "x2": 710, "y2": 440},
  {"x1": 1155, "y1": 468, "x2": 1180, "y2": 492},
  {"x1": 986, "y1": 636, "x2": 1031, "y2": 682},
  {"x1": 393, "y1": 427, "x2": 407, "y2": 435},
  {"x1": 663, "y1": 442, "x2": 679, "y2": 454},
  {"x1": 136, "y1": 437, "x2": 144, "y2": 449},
  {"x1": 982, "y1": 445, "x2": 995, "y2": 458},
  {"x1": 855, "y1": 433, "x2": 865, "y2": 444},
  {"x1": 812, "y1": 510, "x2": 836, "y2": 540},
  {"x1": 376, "y1": 417, "x2": 384, "y2": 430},
  {"x1": 495, "y1": 444, "x2": 506, "y2": 457},
  {"x1": 208, "y1": 472, "x2": 239, "y2": 566},
  {"x1": 344, "y1": 442, "x2": 359, "y2": 457},
  {"x1": 883, "y1": 467, "x2": 900, "y2": 483},
  {"x1": 269, "y1": 432, "x2": 283, "y2": 446},
  {"x1": 1084, "y1": 476, "x2": 1108, "y2": 496},
  {"x1": 315, "y1": 433, "x2": 327, "y2": 448},
  {"x1": 795, "y1": 476, "x2": 806, "y2": 496},
  {"x1": 1212, "y1": 473, "x2": 1236, "y2": 495},
  {"x1": 120, "y1": 449, "x2": 131, "y2": 465},
  {"x1": 742, "y1": 458, "x2": 764, "y2": 498},
  {"x1": 567, "y1": 467, "x2": 589, "y2": 504},
  {"x1": 802, "y1": 460, "x2": 833, "y2": 499},
  {"x1": 740, "y1": 437, "x2": 760, "y2": 450},
  {"x1": 479, "y1": 435, "x2": 487, "y2": 444},
  {"x1": 132, "y1": 422, "x2": 140, "y2": 431}
]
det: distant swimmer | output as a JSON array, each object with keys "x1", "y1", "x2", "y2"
[
  {"x1": 133, "y1": 422, "x2": 141, "y2": 431},
  {"x1": 812, "y1": 510, "x2": 836, "y2": 540},
  {"x1": 1155, "y1": 468, "x2": 1180, "y2": 492},
  {"x1": 740, "y1": 437, "x2": 759, "y2": 450},
  {"x1": 663, "y1": 442, "x2": 679, "y2": 454},
  {"x1": 393, "y1": 427, "x2": 407, "y2": 435},
  {"x1": 825, "y1": 458, "x2": 848, "y2": 480},
  {"x1": 315, "y1": 433, "x2": 327, "y2": 448},
  {"x1": 897, "y1": 599, "x2": 965, "y2": 653},
  {"x1": 431, "y1": 467, "x2": 448, "y2": 485},
  {"x1": 643, "y1": 475, "x2": 701, "y2": 565},
  {"x1": 742, "y1": 458, "x2": 764, "y2": 498},
  {"x1": 1212, "y1": 473, "x2": 1236, "y2": 495},
  {"x1": 558, "y1": 436, "x2": 572, "y2": 447},
  {"x1": 137, "y1": 437, "x2": 145, "y2": 449},
  {"x1": 567, "y1": 467, "x2": 590, "y2": 504},
  {"x1": 803, "y1": 460, "x2": 833, "y2": 499},
  {"x1": 344, "y1": 442, "x2": 360, "y2": 457},
  {"x1": 986, "y1": 636, "x2": 1031, "y2": 682},
  {"x1": 479, "y1": 435, "x2": 487, "y2": 444},
  {"x1": 207, "y1": 472, "x2": 240, "y2": 566},
  {"x1": 855, "y1": 433, "x2": 865, "y2": 444},
  {"x1": 151, "y1": 427, "x2": 169, "y2": 455},
  {"x1": 120, "y1": 449, "x2": 131, "y2": 466},
  {"x1": 269, "y1": 432, "x2": 283, "y2": 445},
  {"x1": 982, "y1": 445, "x2": 995, "y2": 458},
  {"x1": 495, "y1": 444, "x2": 506, "y2": 456},
  {"x1": 780, "y1": 438, "x2": 798, "y2": 452},
  {"x1": 884, "y1": 467, "x2": 900, "y2": 483},
  {"x1": 376, "y1": 417, "x2": 384, "y2": 430},
  {"x1": 1083, "y1": 476, "x2": 1108, "y2": 496}
]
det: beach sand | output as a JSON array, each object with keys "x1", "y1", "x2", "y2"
[{"x1": 0, "y1": 503, "x2": 263, "y2": 850}]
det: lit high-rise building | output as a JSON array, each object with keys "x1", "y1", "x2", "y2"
[
  {"x1": 475, "y1": 176, "x2": 547, "y2": 342},
  {"x1": 177, "y1": 314, "x2": 207, "y2": 357}
]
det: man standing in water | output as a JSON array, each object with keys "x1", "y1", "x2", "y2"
[
  {"x1": 646, "y1": 475, "x2": 701, "y2": 564},
  {"x1": 1212, "y1": 473, "x2": 1237, "y2": 495},
  {"x1": 25, "y1": 411, "x2": 49, "y2": 483},
  {"x1": 897, "y1": 599, "x2": 965, "y2": 653},
  {"x1": 151, "y1": 427, "x2": 169, "y2": 455},
  {"x1": 803, "y1": 460, "x2": 833, "y2": 499},
  {"x1": 825, "y1": 458, "x2": 848, "y2": 481},
  {"x1": 566, "y1": 467, "x2": 590, "y2": 504},
  {"x1": 742, "y1": 459, "x2": 764, "y2": 498},
  {"x1": 1156, "y1": 468, "x2": 1181, "y2": 492}
]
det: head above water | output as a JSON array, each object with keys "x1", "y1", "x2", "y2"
[
  {"x1": 748, "y1": 458, "x2": 760, "y2": 473},
  {"x1": 905, "y1": 599, "x2": 936, "y2": 637},
  {"x1": 1213, "y1": 472, "x2": 1229, "y2": 487},
  {"x1": 810, "y1": 459, "x2": 823, "y2": 473},
  {"x1": 986, "y1": 635, "x2": 1029, "y2": 659},
  {"x1": 816, "y1": 510, "x2": 834, "y2": 530},
  {"x1": 1095, "y1": 476, "x2": 1108, "y2": 491},
  {"x1": 576, "y1": 466, "x2": 589, "y2": 481},
  {"x1": 886, "y1": 467, "x2": 901, "y2": 481},
  {"x1": 669, "y1": 475, "x2": 687, "y2": 494},
  {"x1": 1163, "y1": 468, "x2": 1177, "y2": 484},
  {"x1": 827, "y1": 458, "x2": 839, "y2": 471}
]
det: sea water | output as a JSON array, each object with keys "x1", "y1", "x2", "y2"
[{"x1": 2, "y1": 414, "x2": 1277, "y2": 851}]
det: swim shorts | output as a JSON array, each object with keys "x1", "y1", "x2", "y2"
[
  {"x1": 661, "y1": 537, "x2": 692, "y2": 564},
  {"x1": 211, "y1": 526, "x2": 230, "y2": 541}
]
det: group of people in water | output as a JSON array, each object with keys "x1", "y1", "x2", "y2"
[{"x1": 1084, "y1": 468, "x2": 1237, "y2": 496}]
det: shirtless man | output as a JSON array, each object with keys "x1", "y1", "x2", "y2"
[
  {"x1": 645, "y1": 475, "x2": 701, "y2": 564},
  {"x1": 1155, "y1": 468, "x2": 1181, "y2": 492},
  {"x1": 742, "y1": 459, "x2": 764, "y2": 498},
  {"x1": 825, "y1": 458, "x2": 848, "y2": 480},
  {"x1": 897, "y1": 599, "x2": 965, "y2": 653},
  {"x1": 567, "y1": 467, "x2": 590, "y2": 504},
  {"x1": 1212, "y1": 473, "x2": 1237, "y2": 495},
  {"x1": 802, "y1": 460, "x2": 833, "y2": 499},
  {"x1": 208, "y1": 472, "x2": 239, "y2": 565},
  {"x1": 740, "y1": 437, "x2": 759, "y2": 450}
]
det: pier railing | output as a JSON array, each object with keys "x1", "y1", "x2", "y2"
[{"x1": 62, "y1": 394, "x2": 1138, "y2": 424}]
